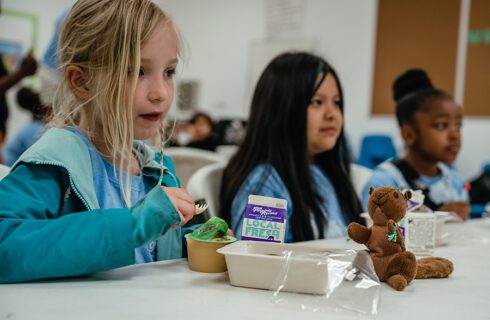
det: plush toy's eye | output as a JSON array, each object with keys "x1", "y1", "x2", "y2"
[{"x1": 393, "y1": 191, "x2": 399, "y2": 198}]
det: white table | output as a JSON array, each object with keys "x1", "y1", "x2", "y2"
[{"x1": 1, "y1": 219, "x2": 489, "y2": 320}]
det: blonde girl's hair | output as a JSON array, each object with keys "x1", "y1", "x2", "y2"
[{"x1": 51, "y1": 0, "x2": 180, "y2": 206}]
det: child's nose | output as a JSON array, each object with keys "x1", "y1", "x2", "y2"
[
  {"x1": 148, "y1": 79, "x2": 170, "y2": 103},
  {"x1": 449, "y1": 133, "x2": 460, "y2": 142},
  {"x1": 323, "y1": 102, "x2": 336, "y2": 119},
  {"x1": 448, "y1": 126, "x2": 461, "y2": 140}
]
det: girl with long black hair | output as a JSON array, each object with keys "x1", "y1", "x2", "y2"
[{"x1": 219, "y1": 52, "x2": 362, "y2": 242}]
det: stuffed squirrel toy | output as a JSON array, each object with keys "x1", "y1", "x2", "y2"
[{"x1": 348, "y1": 186, "x2": 453, "y2": 291}]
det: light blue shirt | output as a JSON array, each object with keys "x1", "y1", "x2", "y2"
[
  {"x1": 3, "y1": 120, "x2": 45, "y2": 166},
  {"x1": 70, "y1": 128, "x2": 157, "y2": 263},
  {"x1": 362, "y1": 161, "x2": 468, "y2": 210},
  {"x1": 230, "y1": 163, "x2": 347, "y2": 242}
]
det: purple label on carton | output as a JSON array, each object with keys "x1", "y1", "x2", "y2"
[
  {"x1": 241, "y1": 204, "x2": 286, "y2": 243},
  {"x1": 407, "y1": 199, "x2": 421, "y2": 211}
]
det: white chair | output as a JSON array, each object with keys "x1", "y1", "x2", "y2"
[
  {"x1": 0, "y1": 164, "x2": 10, "y2": 180},
  {"x1": 215, "y1": 145, "x2": 238, "y2": 159},
  {"x1": 187, "y1": 162, "x2": 227, "y2": 217},
  {"x1": 350, "y1": 163, "x2": 373, "y2": 199},
  {"x1": 164, "y1": 147, "x2": 226, "y2": 188}
]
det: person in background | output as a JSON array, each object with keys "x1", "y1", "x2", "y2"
[
  {"x1": 167, "y1": 120, "x2": 192, "y2": 146},
  {"x1": 220, "y1": 52, "x2": 363, "y2": 242},
  {"x1": 362, "y1": 69, "x2": 470, "y2": 220},
  {"x1": 168, "y1": 111, "x2": 218, "y2": 151},
  {"x1": 0, "y1": 53, "x2": 38, "y2": 162},
  {"x1": 0, "y1": 0, "x2": 196, "y2": 283},
  {"x1": 186, "y1": 112, "x2": 218, "y2": 151},
  {"x1": 0, "y1": 0, "x2": 37, "y2": 162},
  {"x1": 2, "y1": 87, "x2": 50, "y2": 166}
]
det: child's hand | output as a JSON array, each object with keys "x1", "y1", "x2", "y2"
[
  {"x1": 438, "y1": 201, "x2": 470, "y2": 220},
  {"x1": 162, "y1": 187, "x2": 196, "y2": 227},
  {"x1": 19, "y1": 52, "x2": 38, "y2": 77}
]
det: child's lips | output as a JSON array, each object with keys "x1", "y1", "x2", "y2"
[
  {"x1": 447, "y1": 144, "x2": 460, "y2": 153},
  {"x1": 320, "y1": 127, "x2": 338, "y2": 135},
  {"x1": 140, "y1": 113, "x2": 162, "y2": 122}
]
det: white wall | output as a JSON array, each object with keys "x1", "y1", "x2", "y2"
[
  {"x1": 161, "y1": 0, "x2": 265, "y2": 119},
  {"x1": 3, "y1": 0, "x2": 488, "y2": 180}
]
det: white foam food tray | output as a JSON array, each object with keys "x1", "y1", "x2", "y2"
[{"x1": 217, "y1": 241, "x2": 331, "y2": 295}]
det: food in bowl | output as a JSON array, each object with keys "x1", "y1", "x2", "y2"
[{"x1": 186, "y1": 217, "x2": 236, "y2": 273}]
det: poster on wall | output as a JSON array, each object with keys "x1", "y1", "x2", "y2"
[
  {"x1": 265, "y1": 0, "x2": 306, "y2": 39},
  {"x1": 0, "y1": 10, "x2": 37, "y2": 71}
]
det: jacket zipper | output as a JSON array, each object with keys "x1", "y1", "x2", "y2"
[{"x1": 32, "y1": 160, "x2": 92, "y2": 210}]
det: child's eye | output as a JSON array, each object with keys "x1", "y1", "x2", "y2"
[
  {"x1": 165, "y1": 68, "x2": 176, "y2": 78},
  {"x1": 128, "y1": 68, "x2": 145, "y2": 77},
  {"x1": 334, "y1": 100, "x2": 341, "y2": 107},
  {"x1": 435, "y1": 123, "x2": 448, "y2": 130},
  {"x1": 310, "y1": 99, "x2": 323, "y2": 107}
]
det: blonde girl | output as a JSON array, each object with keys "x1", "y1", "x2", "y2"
[{"x1": 0, "y1": 0, "x2": 196, "y2": 283}]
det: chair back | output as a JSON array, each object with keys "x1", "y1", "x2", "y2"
[
  {"x1": 0, "y1": 164, "x2": 10, "y2": 180},
  {"x1": 350, "y1": 163, "x2": 373, "y2": 199},
  {"x1": 357, "y1": 134, "x2": 397, "y2": 169},
  {"x1": 483, "y1": 162, "x2": 490, "y2": 173},
  {"x1": 187, "y1": 162, "x2": 227, "y2": 218},
  {"x1": 165, "y1": 147, "x2": 226, "y2": 188}
]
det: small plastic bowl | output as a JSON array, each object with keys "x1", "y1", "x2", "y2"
[
  {"x1": 185, "y1": 234, "x2": 236, "y2": 273},
  {"x1": 433, "y1": 211, "x2": 449, "y2": 246}
]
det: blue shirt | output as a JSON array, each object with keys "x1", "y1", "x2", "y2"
[
  {"x1": 3, "y1": 120, "x2": 45, "y2": 166},
  {"x1": 230, "y1": 163, "x2": 347, "y2": 242},
  {"x1": 362, "y1": 161, "x2": 468, "y2": 210},
  {"x1": 70, "y1": 128, "x2": 157, "y2": 263}
]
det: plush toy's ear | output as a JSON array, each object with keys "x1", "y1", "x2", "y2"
[
  {"x1": 369, "y1": 186, "x2": 374, "y2": 195},
  {"x1": 404, "y1": 190, "x2": 412, "y2": 200}
]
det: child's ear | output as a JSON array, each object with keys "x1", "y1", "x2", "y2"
[
  {"x1": 401, "y1": 124, "x2": 416, "y2": 146},
  {"x1": 66, "y1": 65, "x2": 91, "y2": 101}
]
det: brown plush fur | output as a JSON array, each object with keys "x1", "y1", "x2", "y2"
[
  {"x1": 416, "y1": 257, "x2": 453, "y2": 279},
  {"x1": 348, "y1": 186, "x2": 417, "y2": 291}
]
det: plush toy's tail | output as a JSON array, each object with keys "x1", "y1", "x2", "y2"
[{"x1": 415, "y1": 257, "x2": 453, "y2": 279}]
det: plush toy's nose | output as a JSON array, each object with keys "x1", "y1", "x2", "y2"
[{"x1": 372, "y1": 191, "x2": 389, "y2": 206}]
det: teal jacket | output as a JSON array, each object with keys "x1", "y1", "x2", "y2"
[{"x1": 0, "y1": 128, "x2": 183, "y2": 283}]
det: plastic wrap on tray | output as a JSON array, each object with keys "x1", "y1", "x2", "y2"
[{"x1": 217, "y1": 241, "x2": 380, "y2": 315}]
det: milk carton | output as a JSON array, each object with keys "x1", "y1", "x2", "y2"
[
  {"x1": 241, "y1": 195, "x2": 287, "y2": 243},
  {"x1": 405, "y1": 189, "x2": 425, "y2": 212}
]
